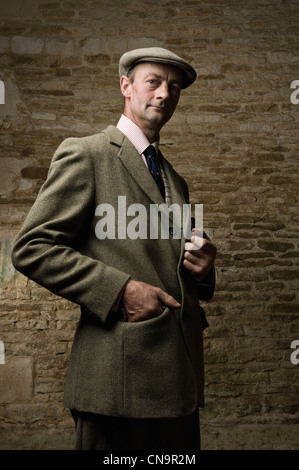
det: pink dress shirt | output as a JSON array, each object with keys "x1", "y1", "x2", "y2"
[{"x1": 116, "y1": 114, "x2": 159, "y2": 168}]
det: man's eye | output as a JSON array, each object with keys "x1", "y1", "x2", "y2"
[{"x1": 171, "y1": 85, "x2": 181, "y2": 93}]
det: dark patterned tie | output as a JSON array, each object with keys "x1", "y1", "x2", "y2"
[{"x1": 144, "y1": 145, "x2": 165, "y2": 200}]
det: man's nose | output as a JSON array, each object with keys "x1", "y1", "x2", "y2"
[{"x1": 156, "y1": 83, "x2": 169, "y2": 100}]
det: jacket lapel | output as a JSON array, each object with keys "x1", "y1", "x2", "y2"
[
  {"x1": 161, "y1": 155, "x2": 191, "y2": 247},
  {"x1": 160, "y1": 154, "x2": 186, "y2": 207},
  {"x1": 104, "y1": 125, "x2": 165, "y2": 204}
]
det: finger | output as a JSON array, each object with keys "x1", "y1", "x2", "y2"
[
  {"x1": 184, "y1": 248, "x2": 203, "y2": 262},
  {"x1": 199, "y1": 239, "x2": 217, "y2": 258},
  {"x1": 156, "y1": 288, "x2": 181, "y2": 309},
  {"x1": 185, "y1": 236, "x2": 204, "y2": 251},
  {"x1": 183, "y1": 258, "x2": 210, "y2": 281},
  {"x1": 192, "y1": 227, "x2": 204, "y2": 238}
]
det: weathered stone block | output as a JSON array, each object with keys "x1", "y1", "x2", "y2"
[
  {"x1": 11, "y1": 36, "x2": 44, "y2": 55},
  {"x1": 0, "y1": 357, "x2": 33, "y2": 404}
]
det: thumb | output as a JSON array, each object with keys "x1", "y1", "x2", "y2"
[{"x1": 156, "y1": 288, "x2": 181, "y2": 309}]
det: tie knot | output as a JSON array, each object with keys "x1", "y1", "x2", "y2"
[{"x1": 144, "y1": 145, "x2": 156, "y2": 159}]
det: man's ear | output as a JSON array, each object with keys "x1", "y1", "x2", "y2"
[{"x1": 120, "y1": 76, "x2": 131, "y2": 98}]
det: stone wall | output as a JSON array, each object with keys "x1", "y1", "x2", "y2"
[{"x1": 0, "y1": 0, "x2": 298, "y2": 450}]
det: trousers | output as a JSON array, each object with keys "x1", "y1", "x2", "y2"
[{"x1": 72, "y1": 410, "x2": 200, "y2": 451}]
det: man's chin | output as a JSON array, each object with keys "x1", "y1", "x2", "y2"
[{"x1": 147, "y1": 110, "x2": 170, "y2": 126}]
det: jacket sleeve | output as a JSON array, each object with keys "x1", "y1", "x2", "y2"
[
  {"x1": 11, "y1": 137, "x2": 131, "y2": 324},
  {"x1": 196, "y1": 267, "x2": 216, "y2": 302}
]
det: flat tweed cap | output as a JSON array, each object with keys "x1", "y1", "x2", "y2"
[{"x1": 119, "y1": 47, "x2": 197, "y2": 89}]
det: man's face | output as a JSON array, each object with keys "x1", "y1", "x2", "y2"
[{"x1": 121, "y1": 62, "x2": 183, "y2": 139}]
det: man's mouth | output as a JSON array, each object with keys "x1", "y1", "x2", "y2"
[{"x1": 150, "y1": 105, "x2": 166, "y2": 112}]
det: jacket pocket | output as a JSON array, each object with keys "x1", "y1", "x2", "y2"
[{"x1": 122, "y1": 308, "x2": 198, "y2": 418}]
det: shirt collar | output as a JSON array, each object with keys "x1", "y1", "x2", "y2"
[{"x1": 117, "y1": 114, "x2": 159, "y2": 156}]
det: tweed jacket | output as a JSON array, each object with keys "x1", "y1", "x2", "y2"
[{"x1": 12, "y1": 125, "x2": 215, "y2": 419}]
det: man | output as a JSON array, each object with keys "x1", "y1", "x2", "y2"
[{"x1": 12, "y1": 47, "x2": 217, "y2": 450}]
